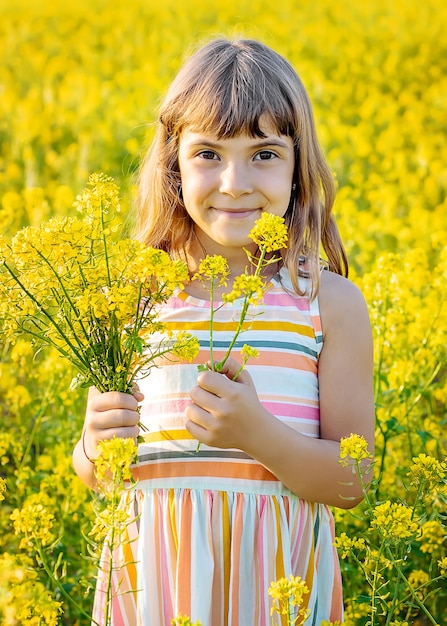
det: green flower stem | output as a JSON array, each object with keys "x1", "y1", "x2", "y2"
[
  {"x1": 100, "y1": 202, "x2": 112, "y2": 289},
  {"x1": 355, "y1": 458, "x2": 374, "y2": 512},
  {"x1": 1, "y1": 260, "x2": 97, "y2": 378},
  {"x1": 103, "y1": 481, "x2": 119, "y2": 626},
  {"x1": 35, "y1": 540, "x2": 101, "y2": 626},
  {"x1": 369, "y1": 540, "x2": 387, "y2": 626},
  {"x1": 33, "y1": 246, "x2": 93, "y2": 349},
  {"x1": 122, "y1": 282, "x2": 145, "y2": 382},
  {"x1": 209, "y1": 274, "x2": 216, "y2": 369},
  {"x1": 384, "y1": 545, "x2": 405, "y2": 626},
  {"x1": 384, "y1": 544, "x2": 439, "y2": 625},
  {"x1": 217, "y1": 246, "x2": 268, "y2": 371},
  {"x1": 399, "y1": 573, "x2": 447, "y2": 609}
]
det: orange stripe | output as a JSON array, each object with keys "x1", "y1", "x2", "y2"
[
  {"x1": 230, "y1": 494, "x2": 243, "y2": 622},
  {"x1": 132, "y1": 459, "x2": 279, "y2": 483}
]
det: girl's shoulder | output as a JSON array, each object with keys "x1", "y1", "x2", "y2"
[{"x1": 318, "y1": 270, "x2": 371, "y2": 340}]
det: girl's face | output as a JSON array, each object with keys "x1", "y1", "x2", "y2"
[{"x1": 177, "y1": 122, "x2": 295, "y2": 259}]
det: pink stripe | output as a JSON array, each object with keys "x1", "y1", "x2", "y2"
[
  {"x1": 262, "y1": 291, "x2": 310, "y2": 309},
  {"x1": 144, "y1": 399, "x2": 319, "y2": 420},
  {"x1": 262, "y1": 401, "x2": 320, "y2": 420}
]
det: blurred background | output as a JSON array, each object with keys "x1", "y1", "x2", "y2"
[{"x1": 1, "y1": 0, "x2": 446, "y2": 623}]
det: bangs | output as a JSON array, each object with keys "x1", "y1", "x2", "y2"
[
  {"x1": 161, "y1": 40, "x2": 299, "y2": 140},
  {"x1": 181, "y1": 71, "x2": 296, "y2": 139}
]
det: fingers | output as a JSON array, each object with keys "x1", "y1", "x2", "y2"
[
  {"x1": 83, "y1": 388, "x2": 143, "y2": 457},
  {"x1": 218, "y1": 356, "x2": 254, "y2": 385},
  {"x1": 197, "y1": 357, "x2": 254, "y2": 396}
]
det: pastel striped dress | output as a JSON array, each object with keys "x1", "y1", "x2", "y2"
[{"x1": 92, "y1": 268, "x2": 343, "y2": 626}]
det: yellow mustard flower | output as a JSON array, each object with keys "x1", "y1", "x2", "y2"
[
  {"x1": 408, "y1": 453, "x2": 447, "y2": 489},
  {"x1": 240, "y1": 344, "x2": 260, "y2": 361},
  {"x1": 370, "y1": 501, "x2": 419, "y2": 540},
  {"x1": 171, "y1": 616, "x2": 202, "y2": 626},
  {"x1": 0, "y1": 477, "x2": 6, "y2": 501},
  {"x1": 193, "y1": 255, "x2": 230, "y2": 286},
  {"x1": 248, "y1": 212, "x2": 288, "y2": 252},
  {"x1": 417, "y1": 520, "x2": 446, "y2": 554},
  {"x1": 438, "y1": 557, "x2": 447, "y2": 575},
  {"x1": 94, "y1": 436, "x2": 138, "y2": 485},
  {"x1": 339, "y1": 433, "x2": 374, "y2": 466},
  {"x1": 170, "y1": 332, "x2": 200, "y2": 362},
  {"x1": 222, "y1": 273, "x2": 265, "y2": 306},
  {"x1": 10, "y1": 503, "x2": 55, "y2": 549},
  {"x1": 268, "y1": 574, "x2": 310, "y2": 624},
  {"x1": 334, "y1": 532, "x2": 366, "y2": 559}
]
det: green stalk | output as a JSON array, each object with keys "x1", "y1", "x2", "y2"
[
  {"x1": 2, "y1": 261, "x2": 97, "y2": 377},
  {"x1": 209, "y1": 272, "x2": 216, "y2": 369},
  {"x1": 36, "y1": 541, "x2": 100, "y2": 626},
  {"x1": 100, "y1": 203, "x2": 112, "y2": 289},
  {"x1": 34, "y1": 251, "x2": 92, "y2": 348},
  {"x1": 384, "y1": 545, "x2": 439, "y2": 625},
  {"x1": 217, "y1": 246, "x2": 268, "y2": 371}
]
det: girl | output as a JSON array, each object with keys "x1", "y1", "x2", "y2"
[{"x1": 73, "y1": 38, "x2": 375, "y2": 625}]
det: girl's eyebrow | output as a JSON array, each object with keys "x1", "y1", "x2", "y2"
[{"x1": 185, "y1": 137, "x2": 292, "y2": 150}]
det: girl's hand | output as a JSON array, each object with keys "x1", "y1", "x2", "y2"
[
  {"x1": 185, "y1": 357, "x2": 270, "y2": 450},
  {"x1": 82, "y1": 387, "x2": 144, "y2": 461}
]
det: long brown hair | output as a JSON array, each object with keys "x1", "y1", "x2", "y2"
[{"x1": 135, "y1": 38, "x2": 348, "y2": 296}]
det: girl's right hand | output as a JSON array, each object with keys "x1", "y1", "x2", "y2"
[{"x1": 82, "y1": 387, "x2": 144, "y2": 462}]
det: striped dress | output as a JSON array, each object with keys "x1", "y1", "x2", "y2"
[{"x1": 92, "y1": 268, "x2": 343, "y2": 626}]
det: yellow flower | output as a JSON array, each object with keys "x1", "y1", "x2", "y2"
[
  {"x1": 339, "y1": 433, "x2": 373, "y2": 466},
  {"x1": 334, "y1": 532, "x2": 366, "y2": 559},
  {"x1": 73, "y1": 172, "x2": 121, "y2": 221},
  {"x1": 438, "y1": 556, "x2": 447, "y2": 575},
  {"x1": 370, "y1": 501, "x2": 419, "y2": 540},
  {"x1": 248, "y1": 212, "x2": 288, "y2": 252},
  {"x1": 408, "y1": 453, "x2": 446, "y2": 489},
  {"x1": 171, "y1": 615, "x2": 202, "y2": 626},
  {"x1": 0, "y1": 477, "x2": 6, "y2": 501},
  {"x1": 240, "y1": 344, "x2": 259, "y2": 361},
  {"x1": 89, "y1": 504, "x2": 131, "y2": 543},
  {"x1": 194, "y1": 255, "x2": 229, "y2": 286},
  {"x1": 222, "y1": 273, "x2": 265, "y2": 305},
  {"x1": 10, "y1": 502, "x2": 55, "y2": 549},
  {"x1": 417, "y1": 520, "x2": 446, "y2": 554},
  {"x1": 268, "y1": 574, "x2": 310, "y2": 623},
  {"x1": 94, "y1": 436, "x2": 138, "y2": 485},
  {"x1": 170, "y1": 332, "x2": 200, "y2": 361}
]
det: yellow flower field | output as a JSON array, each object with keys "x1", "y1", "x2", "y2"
[{"x1": 0, "y1": 0, "x2": 446, "y2": 624}]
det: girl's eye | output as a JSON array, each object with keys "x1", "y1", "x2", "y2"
[
  {"x1": 254, "y1": 150, "x2": 277, "y2": 161},
  {"x1": 198, "y1": 150, "x2": 219, "y2": 160}
]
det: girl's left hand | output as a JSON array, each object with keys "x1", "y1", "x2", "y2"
[{"x1": 185, "y1": 357, "x2": 268, "y2": 450}]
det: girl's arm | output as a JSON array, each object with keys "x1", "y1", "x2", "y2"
[
  {"x1": 186, "y1": 271, "x2": 375, "y2": 509},
  {"x1": 72, "y1": 387, "x2": 142, "y2": 490}
]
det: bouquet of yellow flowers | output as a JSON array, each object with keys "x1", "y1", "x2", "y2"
[{"x1": 0, "y1": 173, "x2": 199, "y2": 398}]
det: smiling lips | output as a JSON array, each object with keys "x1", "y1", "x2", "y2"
[{"x1": 213, "y1": 208, "x2": 260, "y2": 216}]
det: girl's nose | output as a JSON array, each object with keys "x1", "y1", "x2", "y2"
[{"x1": 218, "y1": 162, "x2": 253, "y2": 197}]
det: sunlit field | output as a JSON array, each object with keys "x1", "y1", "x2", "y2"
[{"x1": 1, "y1": 0, "x2": 446, "y2": 623}]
